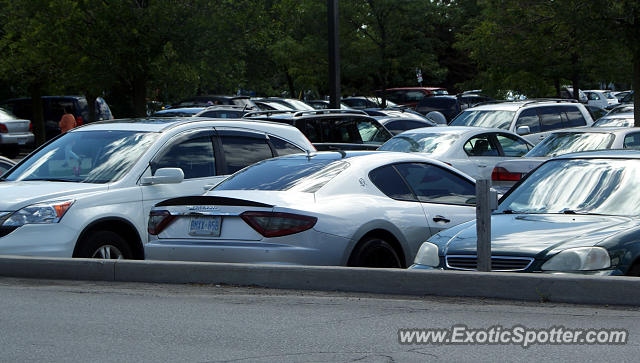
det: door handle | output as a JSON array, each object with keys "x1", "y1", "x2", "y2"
[
  {"x1": 478, "y1": 164, "x2": 487, "y2": 168},
  {"x1": 433, "y1": 215, "x2": 450, "y2": 223}
]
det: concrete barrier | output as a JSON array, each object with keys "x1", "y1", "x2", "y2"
[{"x1": 1, "y1": 255, "x2": 639, "y2": 306}]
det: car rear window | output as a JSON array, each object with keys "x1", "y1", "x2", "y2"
[
  {"x1": 526, "y1": 132, "x2": 615, "y2": 157},
  {"x1": 378, "y1": 132, "x2": 459, "y2": 156},
  {"x1": 449, "y1": 110, "x2": 514, "y2": 129},
  {"x1": 214, "y1": 156, "x2": 349, "y2": 192}
]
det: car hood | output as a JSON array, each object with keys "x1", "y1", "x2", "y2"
[
  {"x1": 0, "y1": 181, "x2": 107, "y2": 210},
  {"x1": 438, "y1": 214, "x2": 637, "y2": 257}
]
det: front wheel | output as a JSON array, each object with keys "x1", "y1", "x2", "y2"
[
  {"x1": 348, "y1": 236, "x2": 404, "y2": 268},
  {"x1": 76, "y1": 230, "x2": 133, "y2": 259}
]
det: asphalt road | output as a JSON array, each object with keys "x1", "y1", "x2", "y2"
[{"x1": 0, "y1": 278, "x2": 638, "y2": 362}]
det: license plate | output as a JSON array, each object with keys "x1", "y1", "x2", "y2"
[
  {"x1": 17, "y1": 138, "x2": 27, "y2": 145},
  {"x1": 189, "y1": 216, "x2": 222, "y2": 236}
]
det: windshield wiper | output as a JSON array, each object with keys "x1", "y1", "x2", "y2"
[{"x1": 495, "y1": 209, "x2": 525, "y2": 214}]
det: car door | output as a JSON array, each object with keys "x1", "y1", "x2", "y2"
[
  {"x1": 141, "y1": 129, "x2": 224, "y2": 223},
  {"x1": 451, "y1": 133, "x2": 501, "y2": 179},
  {"x1": 514, "y1": 108, "x2": 543, "y2": 144},
  {"x1": 393, "y1": 162, "x2": 476, "y2": 235}
]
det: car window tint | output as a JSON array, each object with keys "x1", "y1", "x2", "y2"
[
  {"x1": 515, "y1": 108, "x2": 541, "y2": 133},
  {"x1": 624, "y1": 133, "x2": 640, "y2": 149},
  {"x1": 385, "y1": 120, "x2": 430, "y2": 134},
  {"x1": 297, "y1": 121, "x2": 320, "y2": 142},
  {"x1": 538, "y1": 107, "x2": 564, "y2": 131},
  {"x1": 560, "y1": 105, "x2": 587, "y2": 127},
  {"x1": 496, "y1": 134, "x2": 530, "y2": 156},
  {"x1": 395, "y1": 163, "x2": 475, "y2": 205},
  {"x1": 356, "y1": 119, "x2": 391, "y2": 144},
  {"x1": 369, "y1": 165, "x2": 416, "y2": 201},
  {"x1": 155, "y1": 136, "x2": 215, "y2": 179},
  {"x1": 463, "y1": 135, "x2": 499, "y2": 156},
  {"x1": 219, "y1": 135, "x2": 273, "y2": 174},
  {"x1": 270, "y1": 136, "x2": 305, "y2": 156},
  {"x1": 320, "y1": 119, "x2": 361, "y2": 143}
]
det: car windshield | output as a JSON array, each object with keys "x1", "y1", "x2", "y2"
[
  {"x1": 608, "y1": 106, "x2": 634, "y2": 114},
  {"x1": 0, "y1": 107, "x2": 18, "y2": 120},
  {"x1": 214, "y1": 156, "x2": 350, "y2": 192},
  {"x1": 499, "y1": 158, "x2": 640, "y2": 216},
  {"x1": 525, "y1": 132, "x2": 615, "y2": 157},
  {"x1": 592, "y1": 117, "x2": 634, "y2": 127},
  {"x1": 3, "y1": 130, "x2": 157, "y2": 183},
  {"x1": 378, "y1": 132, "x2": 459, "y2": 155},
  {"x1": 449, "y1": 110, "x2": 514, "y2": 129}
]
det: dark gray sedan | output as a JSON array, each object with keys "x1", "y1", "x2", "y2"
[{"x1": 412, "y1": 150, "x2": 640, "y2": 276}]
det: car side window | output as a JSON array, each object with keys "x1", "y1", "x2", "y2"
[
  {"x1": 219, "y1": 134, "x2": 274, "y2": 174},
  {"x1": 496, "y1": 134, "x2": 531, "y2": 156},
  {"x1": 538, "y1": 107, "x2": 564, "y2": 131},
  {"x1": 384, "y1": 120, "x2": 427, "y2": 134},
  {"x1": 270, "y1": 136, "x2": 305, "y2": 156},
  {"x1": 394, "y1": 163, "x2": 475, "y2": 205},
  {"x1": 515, "y1": 108, "x2": 541, "y2": 134},
  {"x1": 463, "y1": 135, "x2": 499, "y2": 156},
  {"x1": 560, "y1": 105, "x2": 587, "y2": 127},
  {"x1": 356, "y1": 119, "x2": 391, "y2": 143},
  {"x1": 321, "y1": 119, "x2": 361, "y2": 143},
  {"x1": 623, "y1": 133, "x2": 640, "y2": 149},
  {"x1": 154, "y1": 136, "x2": 215, "y2": 179},
  {"x1": 369, "y1": 165, "x2": 416, "y2": 201}
]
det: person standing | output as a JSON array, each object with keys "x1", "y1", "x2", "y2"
[{"x1": 59, "y1": 107, "x2": 77, "y2": 134}]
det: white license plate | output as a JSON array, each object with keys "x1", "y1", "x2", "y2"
[{"x1": 189, "y1": 216, "x2": 222, "y2": 236}]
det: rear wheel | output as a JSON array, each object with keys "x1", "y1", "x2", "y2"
[
  {"x1": 76, "y1": 230, "x2": 133, "y2": 259},
  {"x1": 348, "y1": 236, "x2": 403, "y2": 268}
]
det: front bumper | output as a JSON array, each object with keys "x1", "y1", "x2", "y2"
[{"x1": 0, "y1": 223, "x2": 78, "y2": 257}]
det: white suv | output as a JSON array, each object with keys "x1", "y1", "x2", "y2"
[
  {"x1": 0, "y1": 118, "x2": 315, "y2": 259},
  {"x1": 449, "y1": 100, "x2": 594, "y2": 144}
]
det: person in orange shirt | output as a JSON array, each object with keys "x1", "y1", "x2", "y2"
[{"x1": 59, "y1": 107, "x2": 77, "y2": 133}]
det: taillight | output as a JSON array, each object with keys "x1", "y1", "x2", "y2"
[
  {"x1": 29, "y1": 121, "x2": 32, "y2": 131},
  {"x1": 76, "y1": 116, "x2": 83, "y2": 126},
  {"x1": 491, "y1": 167, "x2": 522, "y2": 182},
  {"x1": 240, "y1": 211, "x2": 317, "y2": 237},
  {"x1": 148, "y1": 210, "x2": 176, "y2": 235},
  {"x1": 0, "y1": 123, "x2": 7, "y2": 133}
]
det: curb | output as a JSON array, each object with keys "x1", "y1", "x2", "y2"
[{"x1": 1, "y1": 255, "x2": 639, "y2": 306}]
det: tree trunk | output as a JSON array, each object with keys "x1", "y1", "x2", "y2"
[
  {"x1": 634, "y1": 47, "x2": 640, "y2": 127},
  {"x1": 29, "y1": 83, "x2": 46, "y2": 146},
  {"x1": 133, "y1": 75, "x2": 147, "y2": 118},
  {"x1": 285, "y1": 70, "x2": 295, "y2": 99},
  {"x1": 85, "y1": 93, "x2": 97, "y2": 123}
]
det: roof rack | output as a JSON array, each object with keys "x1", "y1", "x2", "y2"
[
  {"x1": 293, "y1": 109, "x2": 369, "y2": 117},
  {"x1": 243, "y1": 110, "x2": 297, "y2": 118}
]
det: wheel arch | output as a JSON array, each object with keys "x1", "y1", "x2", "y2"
[
  {"x1": 73, "y1": 217, "x2": 144, "y2": 259},
  {"x1": 346, "y1": 226, "x2": 408, "y2": 268}
]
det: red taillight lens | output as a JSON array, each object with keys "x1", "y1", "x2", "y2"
[
  {"x1": 0, "y1": 123, "x2": 7, "y2": 133},
  {"x1": 491, "y1": 167, "x2": 522, "y2": 182},
  {"x1": 240, "y1": 211, "x2": 317, "y2": 238},
  {"x1": 28, "y1": 121, "x2": 32, "y2": 131},
  {"x1": 76, "y1": 116, "x2": 83, "y2": 126},
  {"x1": 148, "y1": 210, "x2": 176, "y2": 235}
]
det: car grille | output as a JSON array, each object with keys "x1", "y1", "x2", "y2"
[{"x1": 445, "y1": 255, "x2": 534, "y2": 271}]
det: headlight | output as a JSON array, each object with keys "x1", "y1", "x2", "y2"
[
  {"x1": 413, "y1": 242, "x2": 440, "y2": 267},
  {"x1": 541, "y1": 247, "x2": 611, "y2": 271},
  {"x1": 2, "y1": 200, "x2": 74, "y2": 227}
]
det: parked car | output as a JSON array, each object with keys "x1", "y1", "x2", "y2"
[
  {"x1": 415, "y1": 94, "x2": 494, "y2": 123},
  {"x1": 151, "y1": 108, "x2": 205, "y2": 117},
  {"x1": 253, "y1": 100, "x2": 295, "y2": 111},
  {"x1": 379, "y1": 126, "x2": 532, "y2": 180},
  {"x1": 146, "y1": 151, "x2": 477, "y2": 268},
  {"x1": 618, "y1": 90, "x2": 634, "y2": 104},
  {"x1": 613, "y1": 90, "x2": 633, "y2": 102},
  {"x1": 376, "y1": 117, "x2": 437, "y2": 135},
  {"x1": 491, "y1": 128, "x2": 640, "y2": 193},
  {"x1": 607, "y1": 104, "x2": 634, "y2": 115},
  {"x1": 412, "y1": 150, "x2": 640, "y2": 276},
  {"x1": 194, "y1": 106, "x2": 249, "y2": 118},
  {"x1": 0, "y1": 107, "x2": 34, "y2": 158},
  {"x1": 375, "y1": 87, "x2": 449, "y2": 108},
  {"x1": 1, "y1": 96, "x2": 113, "y2": 141},
  {"x1": 171, "y1": 95, "x2": 257, "y2": 110},
  {"x1": 245, "y1": 109, "x2": 393, "y2": 151},
  {"x1": 592, "y1": 113, "x2": 634, "y2": 128},
  {"x1": 559, "y1": 87, "x2": 588, "y2": 103},
  {"x1": 362, "y1": 107, "x2": 433, "y2": 121},
  {"x1": 448, "y1": 99, "x2": 594, "y2": 145},
  {"x1": 342, "y1": 97, "x2": 400, "y2": 109},
  {"x1": 254, "y1": 98, "x2": 314, "y2": 111},
  {"x1": 0, "y1": 117, "x2": 315, "y2": 259},
  {"x1": 585, "y1": 105, "x2": 608, "y2": 120},
  {"x1": 0, "y1": 156, "x2": 15, "y2": 175},
  {"x1": 306, "y1": 100, "x2": 353, "y2": 110},
  {"x1": 584, "y1": 90, "x2": 618, "y2": 108}
]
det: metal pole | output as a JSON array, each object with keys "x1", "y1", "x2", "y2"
[
  {"x1": 476, "y1": 179, "x2": 492, "y2": 272},
  {"x1": 328, "y1": 0, "x2": 341, "y2": 109}
]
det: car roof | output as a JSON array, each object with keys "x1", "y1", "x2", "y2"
[{"x1": 467, "y1": 100, "x2": 581, "y2": 111}]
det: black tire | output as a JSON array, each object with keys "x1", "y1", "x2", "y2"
[
  {"x1": 76, "y1": 230, "x2": 133, "y2": 259},
  {"x1": 348, "y1": 236, "x2": 404, "y2": 268}
]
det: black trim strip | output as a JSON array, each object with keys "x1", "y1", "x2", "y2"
[{"x1": 155, "y1": 196, "x2": 273, "y2": 208}]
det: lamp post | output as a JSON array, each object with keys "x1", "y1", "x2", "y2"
[{"x1": 328, "y1": 0, "x2": 341, "y2": 109}]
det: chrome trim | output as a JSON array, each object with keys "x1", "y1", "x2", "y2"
[{"x1": 445, "y1": 255, "x2": 534, "y2": 272}]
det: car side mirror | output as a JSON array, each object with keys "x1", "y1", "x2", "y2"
[
  {"x1": 516, "y1": 125, "x2": 531, "y2": 135},
  {"x1": 140, "y1": 167, "x2": 184, "y2": 185}
]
